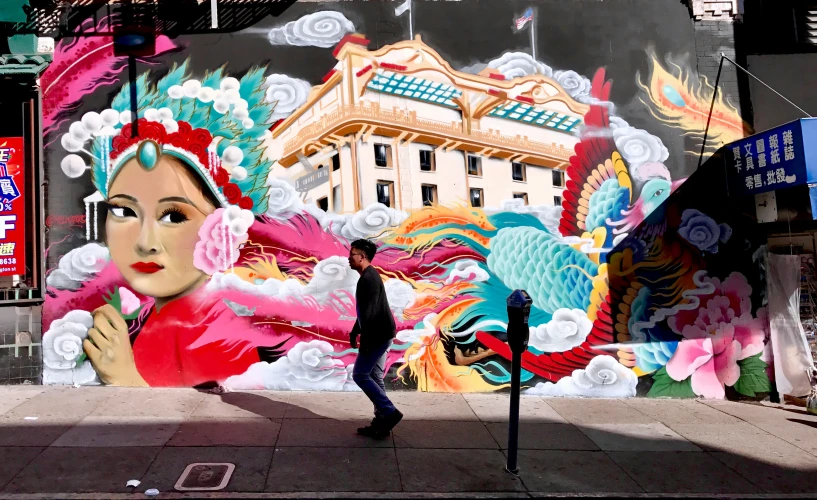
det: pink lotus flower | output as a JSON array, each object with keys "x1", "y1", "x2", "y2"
[
  {"x1": 666, "y1": 272, "x2": 768, "y2": 399},
  {"x1": 118, "y1": 287, "x2": 141, "y2": 316},
  {"x1": 193, "y1": 208, "x2": 250, "y2": 275}
]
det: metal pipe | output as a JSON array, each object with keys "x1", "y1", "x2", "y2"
[
  {"x1": 505, "y1": 348, "x2": 522, "y2": 476},
  {"x1": 698, "y1": 55, "x2": 725, "y2": 171}
]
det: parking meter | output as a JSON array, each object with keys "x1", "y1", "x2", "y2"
[
  {"x1": 506, "y1": 289, "x2": 532, "y2": 354},
  {"x1": 505, "y1": 289, "x2": 532, "y2": 476}
]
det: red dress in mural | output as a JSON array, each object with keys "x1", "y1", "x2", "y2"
[{"x1": 131, "y1": 290, "x2": 260, "y2": 387}]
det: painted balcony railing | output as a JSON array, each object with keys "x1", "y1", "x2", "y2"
[{"x1": 283, "y1": 102, "x2": 575, "y2": 162}]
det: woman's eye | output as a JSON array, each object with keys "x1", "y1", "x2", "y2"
[
  {"x1": 109, "y1": 206, "x2": 136, "y2": 218},
  {"x1": 159, "y1": 210, "x2": 188, "y2": 224}
]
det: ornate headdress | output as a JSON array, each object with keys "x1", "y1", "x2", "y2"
[{"x1": 59, "y1": 60, "x2": 274, "y2": 214}]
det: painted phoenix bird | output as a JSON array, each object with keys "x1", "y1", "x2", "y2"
[{"x1": 473, "y1": 68, "x2": 689, "y2": 382}]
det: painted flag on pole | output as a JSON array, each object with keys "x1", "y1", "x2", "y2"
[
  {"x1": 515, "y1": 7, "x2": 533, "y2": 30},
  {"x1": 395, "y1": 0, "x2": 411, "y2": 16}
]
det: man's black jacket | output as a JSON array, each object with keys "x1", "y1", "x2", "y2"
[{"x1": 351, "y1": 265, "x2": 396, "y2": 352}]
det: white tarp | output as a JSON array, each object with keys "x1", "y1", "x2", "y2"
[{"x1": 767, "y1": 253, "x2": 816, "y2": 397}]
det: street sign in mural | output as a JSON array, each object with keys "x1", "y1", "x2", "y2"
[
  {"x1": 725, "y1": 118, "x2": 817, "y2": 197},
  {"x1": 294, "y1": 166, "x2": 329, "y2": 193},
  {"x1": 0, "y1": 137, "x2": 25, "y2": 277}
]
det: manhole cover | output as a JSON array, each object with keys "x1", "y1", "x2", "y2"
[{"x1": 175, "y1": 463, "x2": 235, "y2": 491}]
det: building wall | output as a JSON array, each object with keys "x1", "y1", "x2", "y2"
[{"x1": 34, "y1": 0, "x2": 770, "y2": 399}]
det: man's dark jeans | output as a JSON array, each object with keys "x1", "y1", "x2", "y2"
[{"x1": 352, "y1": 340, "x2": 397, "y2": 419}]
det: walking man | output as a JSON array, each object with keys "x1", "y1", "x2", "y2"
[{"x1": 348, "y1": 239, "x2": 403, "y2": 438}]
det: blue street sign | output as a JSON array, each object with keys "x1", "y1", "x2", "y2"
[{"x1": 725, "y1": 118, "x2": 817, "y2": 197}]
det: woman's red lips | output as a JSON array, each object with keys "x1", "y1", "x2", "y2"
[{"x1": 130, "y1": 262, "x2": 164, "y2": 274}]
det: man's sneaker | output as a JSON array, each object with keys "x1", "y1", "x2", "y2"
[
  {"x1": 373, "y1": 409, "x2": 403, "y2": 438},
  {"x1": 357, "y1": 417, "x2": 382, "y2": 437}
]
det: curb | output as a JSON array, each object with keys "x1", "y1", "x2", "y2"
[{"x1": 0, "y1": 493, "x2": 814, "y2": 499}]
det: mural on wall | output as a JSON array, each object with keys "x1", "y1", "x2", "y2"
[{"x1": 41, "y1": 3, "x2": 771, "y2": 398}]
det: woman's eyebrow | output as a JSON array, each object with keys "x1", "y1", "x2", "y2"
[
  {"x1": 158, "y1": 196, "x2": 195, "y2": 205},
  {"x1": 109, "y1": 194, "x2": 138, "y2": 203}
]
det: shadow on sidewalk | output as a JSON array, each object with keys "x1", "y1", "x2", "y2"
[{"x1": 0, "y1": 392, "x2": 815, "y2": 497}]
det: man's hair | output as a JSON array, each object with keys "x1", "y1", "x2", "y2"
[{"x1": 351, "y1": 239, "x2": 377, "y2": 261}]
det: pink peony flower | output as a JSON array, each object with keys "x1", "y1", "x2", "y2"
[
  {"x1": 118, "y1": 287, "x2": 141, "y2": 315},
  {"x1": 666, "y1": 272, "x2": 769, "y2": 399},
  {"x1": 193, "y1": 208, "x2": 249, "y2": 275}
]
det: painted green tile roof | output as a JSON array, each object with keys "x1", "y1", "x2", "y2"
[{"x1": 0, "y1": 53, "x2": 52, "y2": 75}]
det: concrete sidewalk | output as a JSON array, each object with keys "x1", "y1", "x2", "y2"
[{"x1": 0, "y1": 386, "x2": 815, "y2": 498}]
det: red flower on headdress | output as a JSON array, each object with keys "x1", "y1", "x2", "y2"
[
  {"x1": 222, "y1": 183, "x2": 242, "y2": 204},
  {"x1": 187, "y1": 143, "x2": 207, "y2": 158},
  {"x1": 238, "y1": 196, "x2": 254, "y2": 210},
  {"x1": 213, "y1": 168, "x2": 229, "y2": 187},
  {"x1": 190, "y1": 129, "x2": 212, "y2": 147},
  {"x1": 177, "y1": 122, "x2": 193, "y2": 135},
  {"x1": 166, "y1": 132, "x2": 188, "y2": 149},
  {"x1": 108, "y1": 118, "x2": 215, "y2": 178},
  {"x1": 138, "y1": 121, "x2": 167, "y2": 143}
]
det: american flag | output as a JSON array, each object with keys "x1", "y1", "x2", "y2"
[{"x1": 515, "y1": 7, "x2": 533, "y2": 30}]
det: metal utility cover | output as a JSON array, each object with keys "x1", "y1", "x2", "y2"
[{"x1": 174, "y1": 463, "x2": 235, "y2": 491}]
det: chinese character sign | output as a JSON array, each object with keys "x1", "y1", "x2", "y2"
[
  {"x1": 725, "y1": 120, "x2": 810, "y2": 197},
  {"x1": 0, "y1": 138, "x2": 25, "y2": 276}
]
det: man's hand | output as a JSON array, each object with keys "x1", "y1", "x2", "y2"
[
  {"x1": 350, "y1": 333, "x2": 358, "y2": 349},
  {"x1": 83, "y1": 304, "x2": 148, "y2": 387}
]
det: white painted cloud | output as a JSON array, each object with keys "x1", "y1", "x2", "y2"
[
  {"x1": 485, "y1": 52, "x2": 553, "y2": 79},
  {"x1": 553, "y1": 70, "x2": 592, "y2": 103},
  {"x1": 384, "y1": 279, "x2": 416, "y2": 319},
  {"x1": 445, "y1": 259, "x2": 490, "y2": 285},
  {"x1": 396, "y1": 313, "x2": 437, "y2": 344},
  {"x1": 529, "y1": 309, "x2": 593, "y2": 353},
  {"x1": 208, "y1": 256, "x2": 357, "y2": 306},
  {"x1": 223, "y1": 340, "x2": 358, "y2": 391},
  {"x1": 46, "y1": 243, "x2": 110, "y2": 290},
  {"x1": 264, "y1": 74, "x2": 312, "y2": 122},
  {"x1": 319, "y1": 203, "x2": 408, "y2": 241},
  {"x1": 613, "y1": 126, "x2": 669, "y2": 167},
  {"x1": 42, "y1": 310, "x2": 100, "y2": 386},
  {"x1": 265, "y1": 176, "x2": 305, "y2": 220},
  {"x1": 209, "y1": 256, "x2": 409, "y2": 317},
  {"x1": 524, "y1": 355, "x2": 637, "y2": 398},
  {"x1": 267, "y1": 11, "x2": 356, "y2": 48}
]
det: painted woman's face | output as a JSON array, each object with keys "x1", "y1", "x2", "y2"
[{"x1": 105, "y1": 155, "x2": 216, "y2": 300}]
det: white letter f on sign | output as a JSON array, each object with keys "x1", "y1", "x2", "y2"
[{"x1": 0, "y1": 216, "x2": 16, "y2": 239}]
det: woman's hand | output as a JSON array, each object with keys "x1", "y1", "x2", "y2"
[{"x1": 83, "y1": 304, "x2": 148, "y2": 387}]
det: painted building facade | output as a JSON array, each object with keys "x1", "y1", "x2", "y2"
[
  {"x1": 5, "y1": 0, "x2": 792, "y2": 400},
  {"x1": 268, "y1": 36, "x2": 578, "y2": 213}
]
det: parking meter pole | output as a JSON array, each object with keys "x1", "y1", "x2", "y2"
[
  {"x1": 506, "y1": 348, "x2": 522, "y2": 476},
  {"x1": 504, "y1": 289, "x2": 531, "y2": 477}
]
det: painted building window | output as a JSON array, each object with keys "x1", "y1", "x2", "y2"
[
  {"x1": 512, "y1": 162, "x2": 526, "y2": 182},
  {"x1": 374, "y1": 144, "x2": 391, "y2": 168},
  {"x1": 554, "y1": 195, "x2": 562, "y2": 206},
  {"x1": 470, "y1": 188, "x2": 484, "y2": 207},
  {"x1": 377, "y1": 181, "x2": 395, "y2": 207},
  {"x1": 552, "y1": 169, "x2": 564, "y2": 187},
  {"x1": 513, "y1": 192, "x2": 528, "y2": 205},
  {"x1": 317, "y1": 197, "x2": 329, "y2": 211},
  {"x1": 331, "y1": 153, "x2": 340, "y2": 171},
  {"x1": 420, "y1": 150, "x2": 435, "y2": 172},
  {"x1": 467, "y1": 155, "x2": 482, "y2": 177},
  {"x1": 421, "y1": 184, "x2": 438, "y2": 207}
]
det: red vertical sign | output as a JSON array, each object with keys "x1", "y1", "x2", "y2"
[{"x1": 0, "y1": 138, "x2": 25, "y2": 276}]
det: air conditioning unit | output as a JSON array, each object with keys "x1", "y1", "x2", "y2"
[{"x1": 797, "y1": 6, "x2": 817, "y2": 45}]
